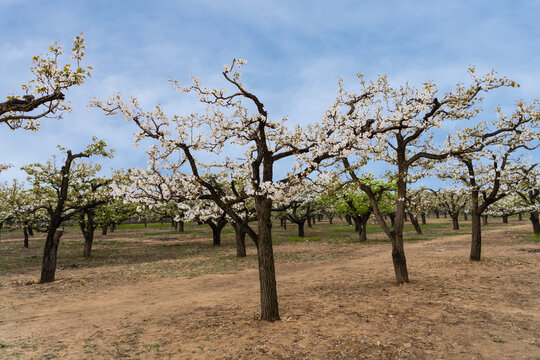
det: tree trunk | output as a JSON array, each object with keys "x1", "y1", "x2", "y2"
[
  {"x1": 421, "y1": 213, "x2": 426, "y2": 225},
  {"x1": 389, "y1": 213, "x2": 395, "y2": 227},
  {"x1": 297, "y1": 221, "x2": 305, "y2": 237},
  {"x1": 409, "y1": 213, "x2": 422, "y2": 235},
  {"x1": 40, "y1": 229, "x2": 64, "y2": 283},
  {"x1": 451, "y1": 215, "x2": 459, "y2": 230},
  {"x1": 101, "y1": 226, "x2": 108, "y2": 235},
  {"x1": 518, "y1": 213, "x2": 522, "y2": 221},
  {"x1": 502, "y1": 215, "x2": 508, "y2": 224},
  {"x1": 404, "y1": 212, "x2": 408, "y2": 221},
  {"x1": 530, "y1": 212, "x2": 540, "y2": 235},
  {"x1": 210, "y1": 224, "x2": 221, "y2": 246},
  {"x1": 233, "y1": 223, "x2": 247, "y2": 257},
  {"x1": 391, "y1": 230, "x2": 409, "y2": 284},
  {"x1": 144, "y1": 218, "x2": 147, "y2": 227},
  {"x1": 391, "y1": 178, "x2": 409, "y2": 284},
  {"x1": 328, "y1": 215, "x2": 333, "y2": 224},
  {"x1": 83, "y1": 229, "x2": 94, "y2": 258},
  {"x1": 178, "y1": 220, "x2": 184, "y2": 232},
  {"x1": 307, "y1": 216, "x2": 312, "y2": 228},
  {"x1": 28, "y1": 227, "x2": 34, "y2": 236},
  {"x1": 482, "y1": 215, "x2": 488, "y2": 225},
  {"x1": 463, "y1": 213, "x2": 468, "y2": 221},
  {"x1": 470, "y1": 212, "x2": 482, "y2": 261},
  {"x1": 434, "y1": 209, "x2": 440, "y2": 219},
  {"x1": 358, "y1": 215, "x2": 369, "y2": 242},
  {"x1": 23, "y1": 227, "x2": 29, "y2": 248},
  {"x1": 345, "y1": 214, "x2": 352, "y2": 226},
  {"x1": 353, "y1": 216, "x2": 360, "y2": 232},
  {"x1": 255, "y1": 197, "x2": 279, "y2": 321}
]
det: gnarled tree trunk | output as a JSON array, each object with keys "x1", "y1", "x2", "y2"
[
  {"x1": 255, "y1": 197, "x2": 279, "y2": 321},
  {"x1": 40, "y1": 229, "x2": 64, "y2": 283}
]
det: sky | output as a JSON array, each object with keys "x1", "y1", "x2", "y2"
[{"x1": 1, "y1": 0, "x2": 539, "y2": 185}]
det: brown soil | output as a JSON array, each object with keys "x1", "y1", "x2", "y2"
[{"x1": 0, "y1": 222, "x2": 538, "y2": 359}]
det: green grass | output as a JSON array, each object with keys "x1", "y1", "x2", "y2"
[{"x1": 0, "y1": 217, "x2": 532, "y2": 279}]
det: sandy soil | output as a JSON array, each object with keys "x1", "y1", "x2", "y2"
[{"x1": 0, "y1": 223, "x2": 538, "y2": 359}]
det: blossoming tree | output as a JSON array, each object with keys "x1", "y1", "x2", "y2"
[
  {"x1": 22, "y1": 139, "x2": 113, "y2": 282},
  {"x1": 440, "y1": 100, "x2": 539, "y2": 260},
  {"x1": 92, "y1": 59, "x2": 342, "y2": 321},
  {"x1": 333, "y1": 67, "x2": 519, "y2": 283}
]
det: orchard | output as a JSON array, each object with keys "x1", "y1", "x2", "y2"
[{"x1": 1, "y1": 4, "x2": 539, "y2": 359}]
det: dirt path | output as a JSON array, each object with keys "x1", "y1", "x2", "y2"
[{"x1": 1, "y1": 224, "x2": 538, "y2": 359}]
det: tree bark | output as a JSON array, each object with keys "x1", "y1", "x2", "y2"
[
  {"x1": 518, "y1": 213, "x2": 522, "y2": 221},
  {"x1": 434, "y1": 209, "x2": 440, "y2": 219},
  {"x1": 28, "y1": 227, "x2": 34, "y2": 236},
  {"x1": 409, "y1": 212, "x2": 422, "y2": 235},
  {"x1": 391, "y1": 176, "x2": 409, "y2": 284},
  {"x1": 297, "y1": 221, "x2": 305, "y2": 237},
  {"x1": 101, "y1": 226, "x2": 108, "y2": 235},
  {"x1": 307, "y1": 216, "x2": 312, "y2": 228},
  {"x1": 255, "y1": 197, "x2": 279, "y2": 321},
  {"x1": 353, "y1": 216, "x2": 360, "y2": 232},
  {"x1": 178, "y1": 220, "x2": 184, "y2": 232},
  {"x1": 358, "y1": 215, "x2": 369, "y2": 242},
  {"x1": 389, "y1": 213, "x2": 395, "y2": 227},
  {"x1": 502, "y1": 215, "x2": 508, "y2": 224},
  {"x1": 210, "y1": 224, "x2": 221, "y2": 246},
  {"x1": 421, "y1": 213, "x2": 426, "y2": 225},
  {"x1": 470, "y1": 212, "x2": 482, "y2": 261},
  {"x1": 482, "y1": 215, "x2": 488, "y2": 225},
  {"x1": 530, "y1": 212, "x2": 540, "y2": 235},
  {"x1": 83, "y1": 229, "x2": 94, "y2": 258},
  {"x1": 23, "y1": 227, "x2": 29, "y2": 248},
  {"x1": 232, "y1": 223, "x2": 247, "y2": 257},
  {"x1": 328, "y1": 215, "x2": 334, "y2": 224},
  {"x1": 451, "y1": 215, "x2": 459, "y2": 230},
  {"x1": 40, "y1": 229, "x2": 64, "y2": 283}
]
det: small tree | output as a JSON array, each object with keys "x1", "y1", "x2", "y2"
[
  {"x1": 335, "y1": 68, "x2": 517, "y2": 283},
  {"x1": 23, "y1": 139, "x2": 113, "y2": 283},
  {"x1": 440, "y1": 101, "x2": 539, "y2": 260},
  {"x1": 430, "y1": 187, "x2": 468, "y2": 230}
]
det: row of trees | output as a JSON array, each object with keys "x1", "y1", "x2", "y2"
[{"x1": 2, "y1": 36, "x2": 538, "y2": 321}]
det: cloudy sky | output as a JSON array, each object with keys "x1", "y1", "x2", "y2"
[{"x1": 1, "y1": 0, "x2": 539, "y2": 183}]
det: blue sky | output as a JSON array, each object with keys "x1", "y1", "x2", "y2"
[{"x1": 1, "y1": 0, "x2": 539, "y2": 184}]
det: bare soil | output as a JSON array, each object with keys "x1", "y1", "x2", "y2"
[{"x1": 0, "y1": 219, "x2": 538, "y2": 359}]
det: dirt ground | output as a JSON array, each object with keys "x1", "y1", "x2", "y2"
[{"x1": 0, "y1": 220, "x2": 538, "y2": 359}]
